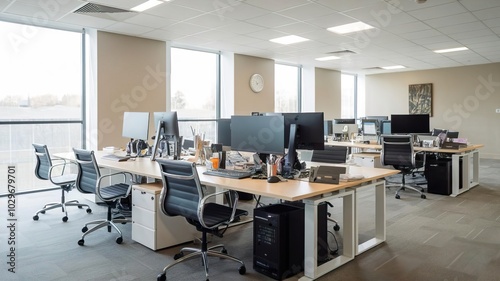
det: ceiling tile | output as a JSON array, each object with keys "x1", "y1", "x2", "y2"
[
  {"x1": 124, "y1": 13, "x2": 176, "y2": 29},
  {"x1": 244, "y1": 13, "x2": 298, "y2": 29},
  {"x1": 408, "y1": 2, "x2": 467, "y2": 21},
  {"x1": 104, "y1": 22, "x2": 154, "y2": 36},
  {"x1": 277, "y1": 2, "x2": 337, "y2": 21}
]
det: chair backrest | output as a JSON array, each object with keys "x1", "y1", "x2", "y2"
[
  {"x1": 380, "y1": 135, "x2": 415, "y2": 168},
  {"x1": 73, "y1": 148, "x2": 100, "y2": 194},
  {"x1": 311, "y1": 146, "x2": 348, "y2": 164},
  {"x1": 156, "y1": 159, "x2": 203, "y2": 222},
  {"x1": 33, "y1": 143, "x2": 52, "y2": 180}
]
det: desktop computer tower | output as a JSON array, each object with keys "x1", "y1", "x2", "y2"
[
  {"x1": 253, "y1": 203, "x2": 329, "y2": 280},
  {"x1": 425, "y1": 158, "x2": 463, "y2": 195},
  {"x1": 253, "y1": 204, "x2": 304, "y2": 280}
]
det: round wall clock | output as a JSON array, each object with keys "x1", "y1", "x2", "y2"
[{"x1": 250, "y1": 73, "x2": 264, "y2": 93}]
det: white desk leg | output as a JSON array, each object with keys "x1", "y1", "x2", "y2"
[
  {"x1": 451, "y1": 154, "x2": 464, "y2": 197},
  {"x1": 470, "y1": 150, "x2": 480, "y2": 188},
  {"x1": 300, "y1": 190, "x2": 355, "y2": 281},
  {"x1": 355, "y1": 180, "x2": 386, "y2": 255}
]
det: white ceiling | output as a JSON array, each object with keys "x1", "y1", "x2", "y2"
[{"x1": 1, "y1": 0, "x2": 500, "y2": 74}]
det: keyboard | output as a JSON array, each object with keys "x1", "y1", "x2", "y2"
[
  {"x1": 203, "y1": 169, "x2": 253, "y2": 179},
  {"x1": 101, "y1": 154, "x2": 130, "y2": 162}
]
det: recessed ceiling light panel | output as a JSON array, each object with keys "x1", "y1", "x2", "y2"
[
  {"x1": 327, "y1": 22, "x2": 375, "y2": 34},
  {"x1": 315, "y1": 56, "x2": 341, "y2": 61},
  {"x1": 434, "y1": 47, "x2": 469, "y2": 53},
  {"x1": 269, "y1": 35, "x2": 309, "y2": 45},
  {"x1": 381, "y1": 65, "x2": 406, "y2": 70}
]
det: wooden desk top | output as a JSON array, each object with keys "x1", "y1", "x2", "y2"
[
  {"x1": 55, "y1": 151, "x2": 399, "y2": 202},
  {"x1": 326, "y1": 141, "x2": 484, "y2": 154}
]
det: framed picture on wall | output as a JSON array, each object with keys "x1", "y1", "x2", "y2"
[{"x1": 409, "y1": 83, "x2": 432, "y2": 116}]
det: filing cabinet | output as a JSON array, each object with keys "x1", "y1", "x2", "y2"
[{"x1": 131, "y1": 182, "x2": 197, "y2": 250}]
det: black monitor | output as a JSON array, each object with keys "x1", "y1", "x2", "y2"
[
  {"x1": 380, "y1": 120, "x2": 391, "y2": 135},
  {"x1": 151, "y1": 111, "x2": 181, "y2": 161},
  {"x1": 217, "y1": 118, "x2": 232, "y2": 149},
  {"x1": 391, "y1": 114, "x2": 430, "y2": 134},
  {"x1": 230, "y1": 115, "x2": 285, "y2": 156},
  {"x1": 324, "y1": 120, "x2": 333, "y2": 136},
  {"x1": 122, "y1": 112, "x2": 149, "y2": 157},
  {"x1": 282, "y1": 112, "x2": 324, "y2": 178},
  {"x1": 333, "y1": 118, "x2": 355, "y2": 124}
]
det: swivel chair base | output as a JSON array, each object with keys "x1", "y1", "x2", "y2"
[
  {"x1": 78, "y1": 206, "x2": 130, "y2": 246},
  {"x1": 388, "y1": 183, "x2": 426, "y2": 199},
  {"x1": 157, "y1": 232, "x2": 246, "y2": 281},
  {"x1": 33, "y1": 188, "x2": 91, "y2": 222}
]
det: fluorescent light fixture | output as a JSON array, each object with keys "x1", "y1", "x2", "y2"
[
  {"x1": 315, "y1": 56, "x2": 341, "y2": 61},
  {"x1": 434, "y1": 47, "x2": 468, "y2": 53},
  {"x1": 381, "y1": 65, "x2": 406, "y2": 70},
  {"x1": 327, "y1": 22, "x2": 375, "y2": 34},
  {"x1": 270, "y1": 35, "x2": 309, "y2": 45},
  {"x1": 131, "y1": 0, "x2": 162, "y2": 12}
]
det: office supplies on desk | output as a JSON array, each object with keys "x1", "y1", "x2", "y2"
[
  {"x1": 309, "y1": 166, "x2": 346, "y2": 184},
  {"x1": 203, "y1": 168, "x2": 254, "y2": 179},
  {"x1": 101, "y1": 154, "x2": 131, "y2": 162}
]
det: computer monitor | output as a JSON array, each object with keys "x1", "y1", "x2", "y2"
[
  {"x1": 122, "y1": 112, "x2": 149, "y2": 141},
  {"x1": 217, "y1": 118, "x2": 232, "y2": 149},
  {"x1": 391, "y1": 114, "x2": 430, "y2": 134},
  {"x1": 151, "y1": 111, "x2": 181, "y2": 161},
  {"x1": 362, "y1": 119, "x2": 378, "y2": 135},
  {"x1": 324, "y1": 120, "x2": 333, "y2": 136},
  {"x1": 282, "y1": 112, "x2": 324, "y2": 178},
  {"x1": 380, "y1": 120, "x2": 391, "y2": 135},
  {"x1": 365, "y1": 116, "x2": 388, "y2": 123},
  {"x1": 230, "y1": 115, "x2": 285, "y2": 156},
  {"x1": 122, "y1": 112, "x2": 149, "y2": 157},
  {"x1": 333, "y1": 118, "x2": 356, "y2": 124}
]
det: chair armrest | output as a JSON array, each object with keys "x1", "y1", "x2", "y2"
[
  {"x1": 96, "y1": 172, "x2": 133, "y2": 199},
  {"x1": 198, "y1": 189, "x2": 239, "y2": 229},
  {"x1": 48, "y1": 161, "x2": 78, "y2": 184}
]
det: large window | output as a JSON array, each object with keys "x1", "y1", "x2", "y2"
[
  {"x1": 341, "y1": 73, "x2": 357, "y2": 118},
  {"x1": 275, "y1": 64, "x2": 300, "y2": 112},
  {"x1": 0, "y1": 21, "x2": 84, "y2": 194},
  {"x1": 170, "y1": 47, "x2": 219, "y2": 143}
]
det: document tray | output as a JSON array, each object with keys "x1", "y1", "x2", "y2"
[{"x1": 309, "y1": 166, "x2": 346, "y2": 184}]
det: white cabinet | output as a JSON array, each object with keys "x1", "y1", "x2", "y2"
[{"x1": 131, "y1": 182, "x2": 197, "y2": 250}]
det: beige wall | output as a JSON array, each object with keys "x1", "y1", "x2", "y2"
[
  {"x1": 96, "y1": 32, "x2": 167, "y2": 149},
  {"x1": 314, "y1": 68, "x2": 341, "y2": 119},
  {"x1": 233, "y1": 54, "x2": 274, "y2": 115},
  {"x1": 366, "y1": 63, "x2": 500, "y2": 158}
]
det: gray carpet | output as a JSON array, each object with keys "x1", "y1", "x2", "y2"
[{"x1": 1, "y1": 158, "x2": 500, "y2": 281}]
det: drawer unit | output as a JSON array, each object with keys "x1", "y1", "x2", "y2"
[
  {"x1": 352, "y1": 153, "x2": 386, "y2": 168},
  {"x1": 132, "y1": 182, "x2": 197, "y2": 250}
]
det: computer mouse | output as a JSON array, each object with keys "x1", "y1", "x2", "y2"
[{"x1": 267, "y1": 176, "x2": 281, "y2": 183}]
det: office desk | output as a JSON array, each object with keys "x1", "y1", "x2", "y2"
[
  {"x1": 327, "y1": 141, "x2": 484, "y2": 197},
  {"x1": 56, "y1": 151, "x2": 398, "y2": 280}
]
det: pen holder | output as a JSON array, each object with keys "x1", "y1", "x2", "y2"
[{"x1": 267, "y1": 163, "x2": 277, "y2": 177}]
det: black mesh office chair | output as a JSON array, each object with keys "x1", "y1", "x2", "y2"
[
  {"x1": 380, "y1": 135, "x2": 426, "y2": 199},
  {"x1": 311, "y1": 146, "x2": 348, "y2": 164},
  {"x1": 155, "y1": 159, "x2": 247, "y2": 281},
  {"x1": 73, "y1": 148, "x2": 132, "y2": 246},
  {"x1": 32, "y1": 143, "x2": 91, "y2": 222}
]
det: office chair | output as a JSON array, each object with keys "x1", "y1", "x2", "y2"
[
  {"x1": 32, "y1": 143, "x2": 91, "y2": 222},
  {"x1": 311, "y1": 146, "x2": 348, "y2": 164},
  {"x1": 380, "y1": 135, "x2": 426, "y2": 199},
  {"x1": 73, "y1": 148, "x2": 132, "y2": 246},
  {"x1": 155, "y1": 158, "x2": 247, "y2": 281}
]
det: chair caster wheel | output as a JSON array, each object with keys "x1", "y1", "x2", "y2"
[
  {"x1": 221, "y1": 248, "x2": 227, "y2": 254},
  {"x1": 78, "y1": 205, "x2": 83, "y2": 209},
  {"x1": 157, "y1": 273, "x2": 166, "y2": 281},
  {"x1": 421, "y1": 194, "x2": 426, "y2": 199},
  {"x1": 82, "y1": 226, "x2": 88, "y2": 233},
  {"x1": 116, "y1": 237, "x2": 123, "y2": 244},
  {"x1": 78, "y1": 239, "x2": 84, "y2": 246},
  {"x1": 33, "y1": 215, "x2": 39, "y2": 221},
  {"x1": 239, "y1": 265, "x2": 246, "y2": 275},
  {"x1": 86, "y1": 208, "x2": 92, "y2": 214},
  {"x1": 333, "y1": 224, "x2": 340, "y2": 231},
  {"x1": 395, "y1": 194, "x2": 400, "y2": 199},
  {"x1": 40, "y1": 210, "x2": 46, "y2": 214},
  {"x1": 62, "y1": 216, "x2": 68, "y2": 222},
  {"x1": 174, "y1": 252, "x2": 184, "y2": 260}
]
